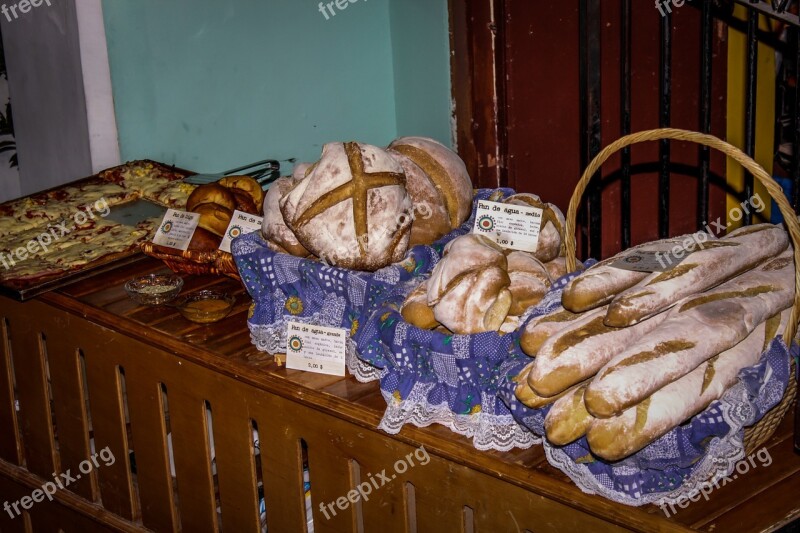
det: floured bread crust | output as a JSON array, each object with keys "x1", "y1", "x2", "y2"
[
  {"x1": 262, "y1": 176, "x2": 310, "y2": 257},
  {"x1": 280, "y1": 142, "x2": 413, "y2": 271}
]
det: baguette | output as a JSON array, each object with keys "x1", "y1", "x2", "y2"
[
  {"x1": 520, "y1": 305, "x2": 589, "y2": 356},
  {"x1": 587, "y1": 310, "x2": 787, "y2": 461},
  {"x1": 544, "y1": 383, "x2": 594, "y2": 445},
  {"x1": 527, "y1": 306, "x2": 668, "y2": 397},
  {"x1": 605, "y1": 224, "x2": 789, "y2": 327},
  {"x1": 515, "y1": 363, "x2": 577, "y2": 408},
  {"x1": 585, "y1": 251, "x2": 795, "y2": 418},
  {"x1": 561, "y1": 235, "x2": 697, "y2": 313}
]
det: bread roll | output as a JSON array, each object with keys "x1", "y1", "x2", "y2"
[
  {"x1": 292, "y1": 162, "x2": 314, "y2": 181},
  {"x1": 587, "y1": 311, "x2": 788, "y2": 461},
  {"x1": 544, "y1": 257, "x2": 583, "y2": 281},
  {"x1": 561, "y1": 234, "x2": 698, "y2": 313},
  {"x1": 401, "y1": 282, "x2": 439, "y2": 329},
  {"x1": 280, "y1": 142, "x2": 412, "y2": 271},
  {"x1": 188, "y1": 227, "x2": 222, "y2": 252},
  {"x1": 499, "y1": 315, "x2": 521, "y2": 335},
  {"x1": 432, "y1": 266, "x2": 512, "y2": 334},
  {"x1": 503, "y1": 193, "x2": 565, "y2": 263},
  {"x1": 387, "y1": 137, "x2": 473, "y2": 233},
  {"x1": 585, "y1": 251, "x2": 795, "y2": 418},
  {"x1": 528, "y1": 306, "x2": 668, "y2": 397},
  {"x1": 520, "y1": 305, "x2": 590, "y2": 356},
  {"x1": 187, "y1": 184, "x2": 236, "y2": 213},
  {"x1": 544, "y1": 383, "x2": 594, "y2": 445},
  {"x1": 605, "y1": 224, "x2": 790, "y2": 327},
  {"x1": 261, "y1": 176, "x2": 310, "y2": 257},
  {"x1": 427, "y1": 234, "x2": 507, "y2": 305},
  {"x1": 387, "y1": 149, "x2": 451, "y2": 247},
  {"x1": 515, "y1": 363, "x2": 578, "y2": 408},
  {"x1": 194, "y1": 203, "x2": 233, "y2": 237},
  {"x1": 506, "y1": 252, "x2": 551, "y2": 315},
  {"x1": 218, "y1": 175, "x2": 265, "y2": 212},
  {"x1": 229, "y1": 189, "x2": 258, "y2": 215}
]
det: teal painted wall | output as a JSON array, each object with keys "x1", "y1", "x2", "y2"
[
  {"x1": 101, "y1": 0, "x2": 451, "y2": 172},
  {"x1": 390, "y1": 0, "x2": 452, "y2": 147}
]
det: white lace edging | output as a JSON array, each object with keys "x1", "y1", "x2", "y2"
[
  {"x1": 543, "y1": 375, "x2": 774, "y2": 507},
  {"x1": 377, "y1": 384, "x2": 540, "y2": 452},
  {"x1": 248, "y1": 318, "x2": 384, "y2": 384}
]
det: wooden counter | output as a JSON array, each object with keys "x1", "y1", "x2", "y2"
[{"x1": 0, "y1": 257, "x2": 798, "y2": 532}]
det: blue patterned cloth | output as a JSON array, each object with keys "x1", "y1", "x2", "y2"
[
  {"x1": 496, "y1": 265, "x2": 796, "y2": 503},
  {"x1": 232, "y1": 188, "x2": 513, "y2": 354}
]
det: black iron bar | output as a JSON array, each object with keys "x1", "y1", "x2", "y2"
[
  {"x1": 698, "y1": 0, "x2": 713, "y2": 230},
  {"x1": 579, "y1": 0, "x2": 603, "y2": 257},
  {"x1": 743, "y1": 10, "x2": 759, "y2": 225},
  {"x1": 621, "y1": 0, "x2": 632, "y2": 249},
  {"x1": 659, "y1": 10, "x2": 672, "y2": 238}
]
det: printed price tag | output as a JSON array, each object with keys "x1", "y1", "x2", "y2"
[
  {"x1": 219, "y1": 210, "x2": 264, "y2": 253},
  {"x1": 285, "y1": 322, "x2": 347, "y2": 376},
  {"x1": 472, "y1": 200, "x2": 543, "y2": 252},
  {"x1": 610, "y1": 233, "x2": 722, "y2": 272},
  {"x1": 151, "y1": 209, "x2": 200, "y2": 251}
]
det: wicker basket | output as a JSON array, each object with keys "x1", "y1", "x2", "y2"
[
  {"x1": 563, "y1": 128, "x2": 800, "y2": 454},
  {"x1": 140, "y1": 242, "x2": 241, "y2": 281}
]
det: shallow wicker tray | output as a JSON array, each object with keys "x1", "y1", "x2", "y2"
[
  {"x1": 564, "y1": 127, "x2": 800, "y2": 455},
  {"x1": 141, "y1": 242, "x2": 241, "y2": 281}
]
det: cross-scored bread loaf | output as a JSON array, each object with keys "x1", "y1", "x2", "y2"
[
  {"x1": 280, "y1": 142, "x2": 413, "y2": 271},
  {"x1": 387, "y1": 137, "x2": 473, "y2": 243}
]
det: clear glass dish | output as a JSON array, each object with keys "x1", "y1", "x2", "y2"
[{"x1": 124, "y1": 274, "x2": 184, "y2": 306}]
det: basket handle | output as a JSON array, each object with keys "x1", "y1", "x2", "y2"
[{"x1": 564, "y1": 128, "x2": 800, "y2": 341}]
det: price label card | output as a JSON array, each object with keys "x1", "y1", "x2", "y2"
[
  {"x1": 285, "y1": 322, "x2": 347, "y2": 376},
  {"x1": 219, "y1": 210, "x2": 264, "y2": 253},
  {"x1": 472, "y1": 200, "x2": 543, "y2": 252},
  {"x1": 152, "y1": 209, "x2": 200, "y2": 251}
]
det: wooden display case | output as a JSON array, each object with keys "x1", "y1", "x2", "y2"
[{"x1": 0, "y1": 257, "x2": 798, "y2": 532}]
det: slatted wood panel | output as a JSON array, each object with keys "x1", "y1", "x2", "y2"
[
  {"x1": 45, "y1": 324, "x2": 97, "y2": 501},
  {"x1": 6, "y1": 313, "x2": 57, "y2": 479},
  {"x1": 0, "y1": 260, "x2": 798, "y2": 532},
  {"x1": 0, "y1": 317, "x2": 21, "y2": 466}
]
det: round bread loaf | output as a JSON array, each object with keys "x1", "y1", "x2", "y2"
[
  {"x1": 401, "y1": 282, "x2": 440, "y2": 329},
  {"x1": 503, "y1": 193, "x2": 565, "y2": 263},
  {"x1": 187, "y1": 184, "x2": 237, "y2": 213},
  {"x1": 218, "y1": 175, "x2": 265, "y2": 212},
  {"x1": 280, "y1": 142, "x2": 413, "y2": 271},
  {"x1": 386, "y1": 149, "x2": 451, "y2": 246},
  {"x1": 194, "y1": 203, "x2": 233, "y2": 237},
  {"x1": 506, "y1": 251, "x2": 551, "y2": 315},
  {"x1": 262, "y1": 176, "x2": 310, "y2": 257},
  {"x1": 388, "y1": 137, "x2": 473, "y2": 234},
  {"x1": 292, "y1": 162, "x2": 315, "y2": 181},
  {"x1": 427, "y1": 234, "x2": 507, "y2": 305},
  {"x1": 431, "y1": 265, "x2": 512, "y2": 334}
]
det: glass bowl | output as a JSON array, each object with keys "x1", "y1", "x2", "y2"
[
  {"x1": 175, "y1": 290, "x2": 235, "y2": 324},
  {"x1": 124, "y1": 274, "x2": 184, "y2": 306}
]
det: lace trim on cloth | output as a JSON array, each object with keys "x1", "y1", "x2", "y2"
[
  {"x1": 543, "y1": 351, "x2": 789, "y2": 507},
  {"x1": 248, "y1": 315, "x2": 385, "y2": 384},
  {"x1": 377, "y1": 383, "x2": 540, "y2": 452}
]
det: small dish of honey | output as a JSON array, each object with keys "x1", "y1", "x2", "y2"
[{"x1": 174, "y1": 290, "x2": 236, "y2": 324}]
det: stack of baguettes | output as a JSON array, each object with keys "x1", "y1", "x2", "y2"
[{"x1": 514, "y1": 223, "x2": 796, "y2": 461}]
